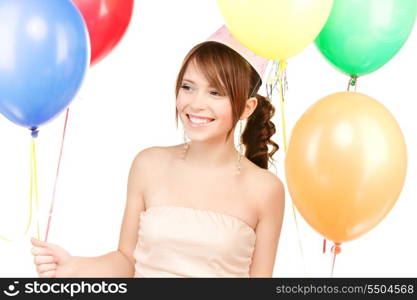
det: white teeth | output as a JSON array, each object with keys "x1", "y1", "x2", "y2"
[
  {"x1": 190, "y1": 117, "x2": 210, "y2": 124},
  {"x1": 188, "y1": 115, "x2": 214, "y2": 124}
]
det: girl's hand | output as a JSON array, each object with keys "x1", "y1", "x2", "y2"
[{"x1": 30, "y1": 238, "x2": 75, "y2": 278}]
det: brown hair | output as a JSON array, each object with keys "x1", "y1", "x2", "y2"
[{"x1": 175, "y1": 41, "x2": 278, "y2": 169}]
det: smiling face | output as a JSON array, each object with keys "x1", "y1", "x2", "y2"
[
  {"x1": 174, "y1": 41, "x2": 262, "y2": 144},
  {"x1": 176, "y1": 59, "x2": 234, "y2": 143}
]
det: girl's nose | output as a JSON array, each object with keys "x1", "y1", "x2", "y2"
[{"x1": 190, "y1": 91, "x2": 207, "y2": 109}]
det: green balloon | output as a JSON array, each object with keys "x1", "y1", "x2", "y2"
[{"x1": 315, "y1": 0, "x2": 417, "y2": 77}]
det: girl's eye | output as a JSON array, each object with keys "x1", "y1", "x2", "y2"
[
  {"x1": 181, "y1": 84, "x2": 193, "y2": 91},
  {"x1": 210, "y1": 90, "x2": 222, "y2": 97}
]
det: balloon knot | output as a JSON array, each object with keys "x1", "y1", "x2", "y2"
[
  {"x1": 279, "y1": 60, "x2": 288, "y2": 71},
  {"x1": 347, "y1": 76, "x2": 358, "y2": 91},
  {"x1": 331, "y1": 242, "x2": 342, "y2": 255},
  {"x1": 30, "y1": 127, "x2": 39, "y2": 138}
]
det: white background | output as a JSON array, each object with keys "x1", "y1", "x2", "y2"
[{"x1": 1, "y1": 0, "x2": 416, "y2": 277}]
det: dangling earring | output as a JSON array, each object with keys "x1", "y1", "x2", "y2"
[
  {"x1": 236, "y1": 120, "x2": 244, "y2": 175},
  {"x1": 182, "y1": 129, "x2": 189, "y2": 160}
]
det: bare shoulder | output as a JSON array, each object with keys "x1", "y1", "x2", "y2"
[
  {"x1": 127, "y1": 145, "x2": 180, "y2": 201},
  {"x1": 243, "y1": 161, "x2": 285, "y2": 277},
  {"x1": 243, "y1": 159, "x2": 285, "y2": 218},
  {"x1": 132, "y1": 144, "x2": 181, "y2": 168},
  {"x1": 134, "y1": 145, "x2": 167, "y2": 163}
]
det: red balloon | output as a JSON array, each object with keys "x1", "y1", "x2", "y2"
[{"x1": 72, "y1": 0, "x2": 134, "y2": 65}]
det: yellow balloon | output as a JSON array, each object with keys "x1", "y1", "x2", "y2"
[
  {"x1": 216, "y1": 0, "x2": 333, "y2": 60},
  {"x1": 285, "y1": 92, "x2": 407, "y2": 243}
]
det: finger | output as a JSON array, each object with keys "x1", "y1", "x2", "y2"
[
  {"x1": 34, "y1": 255, "x2": 55, "y2": 265},
  {"x1": 31, "y1": 238, "x2": 56, "y2": 250},
  {"x1": 31, "y1": 238, "x2": 48, "y2": 247},
  {"x1": 31, "y1": 238, "x2": 63, "y2": 256},
  {"x1": 31, "y1": 247, "x2": 54, "y2": 256},
  {"x1": 39, "y1": 270, "x2": 56, "y2": 278},
  {"x1": 37, "y1": 263, "x2": 57, "y2": 273}
]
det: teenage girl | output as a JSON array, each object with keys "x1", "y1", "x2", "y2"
[{"x1": 31, "y1": 27, "x2": 285, "y2": 277}]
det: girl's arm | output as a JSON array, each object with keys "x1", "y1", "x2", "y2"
[
  {"x1": 32, "y1": 149, "x2": 150, "y2": 277},
  {"x1": 71, "y1": 150, "x2": 147, "y2": 277},
  {"x1": 249, "y1": 175, "x2": 285, "y2": 277}
]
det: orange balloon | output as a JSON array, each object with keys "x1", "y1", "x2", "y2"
[{"x1": 285, "y1": 92, "x2": 407, "y2": 243}]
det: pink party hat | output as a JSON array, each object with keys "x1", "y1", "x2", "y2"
[{"x1": 207, "y1": 25, "x2": 269, "y2": 79}]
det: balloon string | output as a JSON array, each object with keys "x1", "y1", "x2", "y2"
[
  {"x1": 291, "y1": 205, "x2": 306, "y2": 274},
  {"x1": 0, "y1": 133, "x2": 40, "y2": 242},
  {"x1": 266, "y1": 61, "x2": 279, "y2": 175},
  {"x1": 323, "y1": 238, "x2": 327, "y2": 253},
  {"x1": 26, "y1": 138, "x2": 35, "y2": 236},
  {"x1": 266, "y1": 60, "x2": 306, "y2": 275},
  {"x1": 278, "y1": 60, "x2": 288, "y2": 152},
  {"x1": 278, "y1": 60, "x2": 307, "y2": 274},
  {"x1": 31, "y1": 136, "x2": 41, "y2": 240},
  {"x1": 330, "y1": 242, "x2": 342, "y2": 277},
  {"x1": 45, "y1": 107, "x2": 69, "y2": 242},
  {"x1": 331, "y1": 252, "x2": 337, "y2": 277},
  {"x1": 347, "y1": 76, "x2": 358, "y2": 92},
  {"x1": 0, "y1": 234, "x2": 11, "y2": 242}
]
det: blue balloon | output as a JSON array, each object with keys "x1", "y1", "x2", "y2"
[{"x1": 0, "y1": 0, "x2": 90, "y2": 131}]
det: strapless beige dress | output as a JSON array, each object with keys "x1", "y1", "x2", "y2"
[{"x1": 133, "y1": 205, "x2": 256, "y2": 277}]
